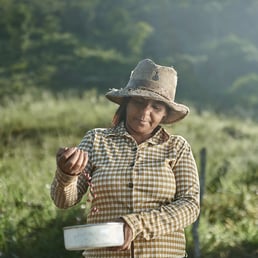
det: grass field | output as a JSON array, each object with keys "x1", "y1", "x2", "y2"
[{"x1": 0, "y1": 91, "x2": 257, "y2": 258}]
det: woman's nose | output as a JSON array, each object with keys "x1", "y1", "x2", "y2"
[{"x1": 141, "y1": 104, "x2": 152, "y2": 114}]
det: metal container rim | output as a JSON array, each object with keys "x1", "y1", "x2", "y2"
[{"x1": 63, "y1": 222, "x2": 124, "y2": 231}]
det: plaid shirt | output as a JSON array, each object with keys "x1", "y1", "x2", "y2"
[{"x1": 51, "y1": 123, "x2": 200, "y2": 258}]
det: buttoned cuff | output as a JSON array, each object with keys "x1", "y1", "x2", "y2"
[{"x1": 56, "y1": 167, "x2": 78, "y2": 185}]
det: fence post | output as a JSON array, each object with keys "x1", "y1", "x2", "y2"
[{"x1": 192, "y1": 147, "x2": 206, "y2": 258}]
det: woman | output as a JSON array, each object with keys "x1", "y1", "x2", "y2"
[{"x1": 51, "y1": 59, "x2": 200, "y2": 258}]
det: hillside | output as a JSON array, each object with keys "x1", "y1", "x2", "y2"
[{"x1": 1, "y1": 0, "x2": 258, "y2": 118}]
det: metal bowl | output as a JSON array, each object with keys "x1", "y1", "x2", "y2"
[{"x1": 63, "y1": 222, "x2": 124, "y2": 250}]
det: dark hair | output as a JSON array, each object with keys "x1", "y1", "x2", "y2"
[{"x1": 112, "y1": 98, "x2": 130, "y2": 127}]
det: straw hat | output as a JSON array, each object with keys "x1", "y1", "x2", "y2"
[{"x1": 105, "y1": 59, "x2": 189, "y2": 123}]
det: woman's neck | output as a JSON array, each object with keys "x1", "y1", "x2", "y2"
[
  {"x1": 130, "y1": 132, "x2": 152, "y2": 144},
  {"x1": 125, "y1": 122, "x2": 156, "y2": 144}
]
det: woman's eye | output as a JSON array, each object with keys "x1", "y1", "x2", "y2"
[{"x1": 153, "y1": 105, "x2": 161, "y2": 110}]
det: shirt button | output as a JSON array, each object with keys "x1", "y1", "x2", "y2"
[
  {"x1": 132, "y1": 147, "x2": 137, "y2": 151},
  {"x1": 129, "y1": 162, "x2": 134, "y2": 167},
  {"x1": 128, "y1": 182, "x2": 134, "y2": 188}
]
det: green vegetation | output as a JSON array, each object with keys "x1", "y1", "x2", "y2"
[
  {"x1": 1, "y1": 0, "x2": 258, "y2": 257},
  {"x1": 0, "y1": 91, "x2": 257, "y2": 258},
  {"x1": 1, "y1": 0, "x2": 258, "y2": 118}
]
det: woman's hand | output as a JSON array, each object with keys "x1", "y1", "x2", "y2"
[
  {"x1": 107, "y1": 219, "x2": 134, "y2": 251},
  {"x1": 56, "y1": 147, "x2": 88, "y2": 175},
  {"x1": 120, "y1": 222, "x2": 133, "y2": 250}
]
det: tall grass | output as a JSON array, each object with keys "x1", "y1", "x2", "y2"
[{"x1": 0, "y1": 91, "x2": 257, "y2": 258}]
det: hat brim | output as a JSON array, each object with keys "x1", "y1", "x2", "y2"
[{"x1": 105, "y1": 88, "x2": 189, "y2": 124}]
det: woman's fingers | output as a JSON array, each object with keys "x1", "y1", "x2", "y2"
[
  {"x1": 105, "y1": 220, "x2": 133, "y2": 251},
  {"x1": 69, "y1": 149, "x2": 88, "y2": 172},
  {"x1": 56, "y1": 147, "x2": 68, "y2": 157},
  {"x1": 56, "y1": 147, "x2": 76, "y2": 171},
  {"x1": 121, "y1": 223, "x2": 133, "y2": 250},
  {"x1": 63, "y1": 149, "x2": 80, "y2": 171},
  {"x1": 56, "y1": 147, "x2": 88, "y2": 175},
  {"x1": 61, "y1": 147, "x2": 77, "y2": 160}
]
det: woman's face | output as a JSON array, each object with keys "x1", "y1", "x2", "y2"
[{"x1": 126, "y1": 97, "x2": 167, "y2": 137}]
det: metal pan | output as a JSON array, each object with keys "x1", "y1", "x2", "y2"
[{"x1": 63, "y1": 222, "x2": 124, "y2": 250}]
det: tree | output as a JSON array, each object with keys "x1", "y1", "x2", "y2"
[{"x1": 228, "y1": 73, "x2": 258, "y2": 113}]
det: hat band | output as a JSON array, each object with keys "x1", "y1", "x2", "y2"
[{"x1": 126, "y1": 79, "x2": 173, "y2": 101}]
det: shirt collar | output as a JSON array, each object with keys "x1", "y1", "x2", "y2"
[{"x1": 106, "y1": 122, "x2": 169, "y2": 145}]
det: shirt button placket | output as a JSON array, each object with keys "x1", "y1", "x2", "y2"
[
  {"x1": 128, "y1": 145, "x2": 137, "y2": 190},
  {"x1": 128, "y1": 162, "x2": 134, "y2": 189}
]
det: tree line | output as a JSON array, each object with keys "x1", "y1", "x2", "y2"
[{"x1": 1, "y1": 0, "x2": 258, "y2": 119}]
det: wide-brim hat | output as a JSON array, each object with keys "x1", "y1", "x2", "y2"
[{"x1": 105, "y1": 58, "x2": 189, "y2": 124}]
